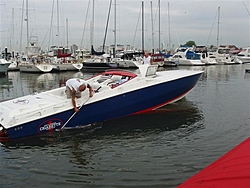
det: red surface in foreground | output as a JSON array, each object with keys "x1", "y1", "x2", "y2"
[{"x1": 178, "y1": 137, "x2": 250, "y2": 188}]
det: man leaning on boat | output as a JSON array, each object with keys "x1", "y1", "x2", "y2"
[{"x1": 65, "y1": 78, "x2": 93, "y2": 112}]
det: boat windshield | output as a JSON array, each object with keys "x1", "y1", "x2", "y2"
[{"x1": 218, "y1": 48, "x2": 230, "y2": 54}]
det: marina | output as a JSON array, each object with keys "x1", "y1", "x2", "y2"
[
  {"x1": 0, "y1": 64, "x2": 249, "y2": 187},
  {"x1": 1, "y1": 0, "x2": 249, "y2": 186}
]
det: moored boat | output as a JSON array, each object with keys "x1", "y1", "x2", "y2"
[
  {"x1": 0, "y1": 65, "x2": 203, "y2": 139},
  {"x1": 237, "y1": 47, "x2": 250, "y2": 64},
  {"x1": 51, "y1": 50, "x2": 83, "y2": 71},
  {"x1": 8, "y1": 60, "x2": 20, "y2": 71},
  {"x1": 0, "y1": 48, "x2": 11, "y2": 74},
  {"x1": 151, "y1": 53, "x2": 165, "y2": 67},
  {"x1": 19, "y1": 62, "x2": 54, "y2": 73},
  {"x1": 170, "y1": 47, "x2": 205, "y2": 66},
  {"x1": 0, "y1": 59, "x2": 11, "y2": 75},
  {"x1": 52, "y1": 57, "x2": 83, "y2": 71}
]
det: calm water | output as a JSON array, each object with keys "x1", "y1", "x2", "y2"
[{"x1": 0, "y1": 64, "x2": 249, "y2": 188}]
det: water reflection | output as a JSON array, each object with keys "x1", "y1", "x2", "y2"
[
  {"x1": 0, "y1": 74, "x2": 13, "y2": 87},
  {"x1": 95, "y1": 98, "x2": 204, "y2": 139},
  {"x1": 244, "y1": 71, "x2": 250, "y2": 79}
]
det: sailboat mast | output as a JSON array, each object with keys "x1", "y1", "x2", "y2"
[
  {"x1": 20, "y1": 0, "x2": 24, "y2": 52},
  {"x1": 11, "y1": 8, "x2": 14, "y2": 51},
  {"x1": 26, "y1": 0, "x2": 29, "y2": 46},
  {"x1": 150, "y1": 1, "x2": 154, "y2": 54},
  {"x1": 48, "y1": 0, "x2": 55, "y2": 49},
  {"x1": 168, "y1": 2, "x2": 171, "y2": 52},
  {"x1": 217, "y1": 6, "x2": 220, "y2": 48},
  {"x1": 57, "y1": 0, "x2": 59, "y2": 46},
  {"x1": 158, "y1": 0, "x2": 160, "y2": 51},
  {"x1": 114, "y1": 0, "x2": 116, "y2": 57},
  {"x1": 66, "y1": 18, "x2": 68, "y2": 48},
  {"x1": 102, "y1": 0, "x2": 112, "y2": 52},
  {"x1": 90, "y1": 0, "x2": 94, "y2": 48},
  {"x1": 142, "y1": 1, "x2": 144, "y2": 52}
]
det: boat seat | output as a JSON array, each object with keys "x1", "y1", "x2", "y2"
[{"x1": 111, "y1": 75, "x2": 122, "y2": 82}]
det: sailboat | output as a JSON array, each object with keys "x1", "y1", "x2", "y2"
[
  {"x1": 81, "y1": 0, "x2": 117, "y2": 69},
  {"x1": 47, "y1": 0, "x2": 83, "y2": 71},
  {"x1": 207, "y1": 7, "x2": 240, "y2": 65},
  {"x1": 18, "y1": 1, "x2": 54, "y2": 73}
]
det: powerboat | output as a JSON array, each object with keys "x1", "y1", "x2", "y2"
[
  {"x1": 0, "y1": 59, "x2": 11, "y2": 75},
  {"x1": 214, "y1": 47, "x2": 241, "y2": 65},
  {"x1": 0, "y1": 65, "x2": 203, "y2": 139},
  {"x1": 170, "y1": 47, "x2": 205, "y2": 66},
  {"x1": 236, "y1": 47, "x2": 250, "y2": 64}
]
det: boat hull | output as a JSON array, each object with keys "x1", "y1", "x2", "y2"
[
  {"x1": 66, "y1": 73, "x2": 201, "y2": 127},
  {"x1": 0, "y1": 59, "x2": 11, "y2": 74},
  {"x1": 114, "y1": 59, "x2": 138, "y2": 68},
  {"x1": 8, "y1": 61, "x2": 20, "y2": 71},
  {"x1": 52, "y1": 63, "x2": 83, "y2": 71},
  {"x1": 178, "y1": 59, "x2": 205, "y2": 66},
  {"x1": 19, "y1": 64, "x2": 54, "y2": 73},
  {"x1": 82, "y1": 62, "x2": 117, "y2": 69}
]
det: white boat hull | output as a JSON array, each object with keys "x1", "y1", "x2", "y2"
[
  {"x1": 19, "y1": 63, "x2": 54, "y2": 73},
  {"x1": 53, "y1": 63, "x2": 83, "y2": 71},
  {"x1": 8, "y1": 61, "x2": 20, "y2": 71},
  {"x1": 0, "y1": 59, "x2": 11, "y2": 74},
  {"x1": 178, "y1": 59, "x2": 205, "y2": 66}
]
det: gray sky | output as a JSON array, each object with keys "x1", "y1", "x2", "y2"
[{"x1": 1, "y1": 0, "x2": 250, "y2": 52}]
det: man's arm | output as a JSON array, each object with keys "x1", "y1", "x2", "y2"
[
  {"x1": 71, "y1": 88, "x2": 79, "y2": 112},
  {"x1": 87, "y1": 84, "x2": 93, "y2": 97}
]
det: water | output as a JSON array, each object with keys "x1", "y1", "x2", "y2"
[{"x1": 0, "y1": 65, "x2": 249, "y2": 187}]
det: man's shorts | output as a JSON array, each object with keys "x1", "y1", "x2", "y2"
[{"x1": 65, "y1": 86, "x2": 81, "y2": 99}]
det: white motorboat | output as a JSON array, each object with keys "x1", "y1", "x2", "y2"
[
  {"x1": 170, "y1": 47, "x2": 205, "y2": 66},
  {"x1": 200, "y1": 52, "x2": 217, "y2": 65},
  {"x1": 236, "y1": 47, "x2": 250, "y2": 64},
  {"x1": 0, "y1": 65, "x2": 203, "y2": 139},
  {"x1": 0, "y1": 59, "x2": 11, "y2": 75},
  {"x1": 214, "y1": 47, "x2": 241, "y2": 65},
  {"x1": 8, "y1": 60, "x2": 20, "y2": 71}
]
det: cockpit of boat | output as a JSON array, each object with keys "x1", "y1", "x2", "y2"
[{"x1": 91, "y1": 70, "x2": 137, "y2": 90}]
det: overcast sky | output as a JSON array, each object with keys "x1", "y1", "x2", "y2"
[{"x1": 1, "y1": 0, "x2": 249, "y2": 52}]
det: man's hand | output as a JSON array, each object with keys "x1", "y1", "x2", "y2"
[
  {"x1": 89, "y1": 91, "x2": 93, "y2": 98},
  {"x1": 74, "y1": 107, "x2": 79, "y2": 113}
]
